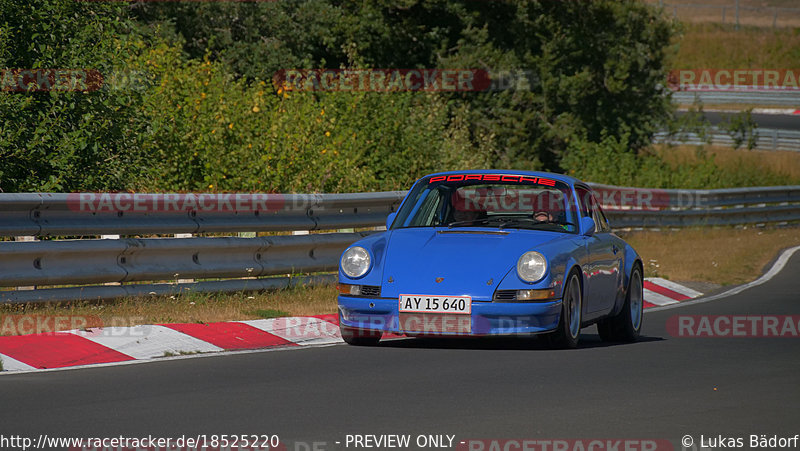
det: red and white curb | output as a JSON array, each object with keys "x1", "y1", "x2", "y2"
[
  {"x1": 751, "y1": 108, "x2": 800, "y2": 115},
  {"x1": 0, "y1": 314, "x2": 342, "y2": 372},
  {"x1": 643, "y1": 277, "x2": 703, "y2": 309},
  {"x1": 0, "y1": 279, "x2": 701, "y2": 373}
]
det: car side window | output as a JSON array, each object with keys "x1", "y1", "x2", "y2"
[
  {"x1": 575, "y1": 186, "x2": 592, "y2": 218},
  {"x1": 408, "y1": 188, "x2": 444, "y2": 227},
  {"x1": 590, "y1": 194, "x2": 611, "y2": 232}
]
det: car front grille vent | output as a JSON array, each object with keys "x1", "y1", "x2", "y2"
[
  {"x1": 360, "y1": 285, "x2": 382, "y2": 297},
  {"x1": 493, "y1": 290, "x2": 517, "y2": 302}
]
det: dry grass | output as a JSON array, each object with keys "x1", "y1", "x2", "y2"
[
  {"x1": 671, "y1": 23, "x2": 800, "y2": 69},
  {"x1": 0, "y1": 283, "x2": 338, "y2": 335},
  {"x1": 647, "y1": 0, "x2": 800, "y2": 8},
  {"x1": 654, "y1": 144, "x2": 800, "y2": 181},
  {"x1": 622, "y1": 227, "x2": 800, "y2": 285},
  {"x1": 645, "y1": 0, "x2": 800, "y2": 28}
]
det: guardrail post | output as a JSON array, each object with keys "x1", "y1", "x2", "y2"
[
  {"x1": 773, "y1": 9, "x2": 778, "y2": 28},
  {"x1": 174, "y1": 233, "x2": 195, "y2": 284},
  {"x1": 102, "y1": 235, "x2": 122, "y2": 286},
  {"x1": 735, "y1": 0, "x2": 740, "y2": 29},
  {"x1": 13, "y1": 236, "x2": 37, "y2": 290},
  {"x1": 722, "y1": 6, "x2": 726, "y2": 23}
]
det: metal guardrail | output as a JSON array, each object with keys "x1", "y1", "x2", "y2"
[
  {"x1": 0, "y1": 185, "x2": 798, "y2": 303},
  {"x1": 672, "y1": 90, "x2": 800, "y2": 107},
  {"x1": 1, "y1": 274, "x2": 338, "y2": 305},
  {"x1": 653, "y1": 128, "x2": 800, "y2": 152},
  {"x1": 0, "y1": 191, "x2": 406, "y2": 237},
  {"x1": 589, "y1": 183, "x2": 800, "y2": 209},
  {"x1": 605, "y1": 205, "x2": 800, "y2": 228},
  {"x1": 0, "y1": 233, "x2": 368, "y2": 287}
]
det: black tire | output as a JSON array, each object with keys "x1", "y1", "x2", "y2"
[
  {"x1": 546, "y1": 271, "x2": 582, "y2": 349},
  {"x1": 597, "y1": 265, "x2": 643, "y2": 343},
  {"x1": 340, "y1": 324, "x2": 382, "y2": 346}
]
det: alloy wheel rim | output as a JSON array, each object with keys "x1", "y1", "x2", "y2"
[
  {"x1": 568, "y1": 277, "x2": 581, "y2": 338},
  {"x1": 630, "y1": 271, "x2": 643, "y2": 331}
]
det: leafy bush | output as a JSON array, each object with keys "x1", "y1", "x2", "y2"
[
  {"x1": 0, "y1": 0, "x2": 150, "y2": 192},
  {"x1": 134, "y1": 46, "x2": 493, "y2": 193},
  {"x1": 561, "y1": 132, "x2": 796, "y2": 189},
  {"x1": 134, "y1": 0, "x2": 679, "y2": 175}
]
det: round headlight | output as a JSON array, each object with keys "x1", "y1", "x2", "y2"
[
  {"x1": 517, "y1": 251, "x2": 547, "y2": 282},
  {"x1": 341, "y1": 246, "x2": 371, "y2": 278}
]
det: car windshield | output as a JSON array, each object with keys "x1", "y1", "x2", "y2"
[{"x1": 391, "y1": 175, "x2": 578, "y2": 233}]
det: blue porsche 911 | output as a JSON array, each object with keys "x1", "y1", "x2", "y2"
[{"x1": 336, "y1": 170, "x2": 643, "y2": 348}]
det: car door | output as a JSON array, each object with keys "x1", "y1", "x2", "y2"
[
  {"x1": 575, "y1": 186, "x2": 620, "y2": 314},
  {"x1": 586, "y1": 193, "x2": 621, "y2": 313}
]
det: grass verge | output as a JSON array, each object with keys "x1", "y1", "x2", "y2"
[
  {"x1": 670, "y1": 23, "x2": 800, "y2": 69},
  {"x1": 621, "y1": 226, "x2": 800, "y2": 285},
  {"x1": 0, "y1": 283, "x2": 338, "y2": 336},
  {"x1": 654, "y1": 144, "x2": 800, "y2": 183},
  {"x1": 647, "y1": 2, "x2": 800, "y2": 30}
]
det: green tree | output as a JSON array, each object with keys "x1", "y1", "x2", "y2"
[
  {"x1": 134, "y1": 0, "x2": 677, "y2": 173},
  {"x1": 0, "y1": 0, "x2": 150, "y2": 191}
]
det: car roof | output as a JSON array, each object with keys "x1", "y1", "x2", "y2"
[{"x1": 422, "y1": 169, "x2": 585, "y2": 187}]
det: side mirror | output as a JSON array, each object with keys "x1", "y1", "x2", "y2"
[
  {"x1": 580, "y1": 216, "x2": 596, "y2": 237},
  {"x1": 386, "y1": 212, "x2": 397, "y2": 230}
]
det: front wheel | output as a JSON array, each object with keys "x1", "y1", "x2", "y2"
[
  {"x1": 546, "y1": 271, "x2": 582, "y2": 349},
  {"x1": 340, "y1": 324, "x2": 382, "y2": 346},
  {"x1": 597, "y1": 265, "x2": 643, "y2": 343}
]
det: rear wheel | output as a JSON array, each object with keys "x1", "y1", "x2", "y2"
[
  {"x1": 598, "y1": 265, "x2": 643, "y2": 342},
  {"x1": 340, "y1": 324, "x2": 382, "y2": 346},
  {"x1": 546, "y1": 271, "x2": 582, "y2": 349}
]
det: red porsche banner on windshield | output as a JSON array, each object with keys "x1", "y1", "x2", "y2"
[{"x1": 428, "y1": 174, "x2": 557, "y2": 186}]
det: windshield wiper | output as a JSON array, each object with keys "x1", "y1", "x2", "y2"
[
  {"x1": 447, "y1": 217, "x2": 575, "y2": 230},
  {"x1": 496, "y1": 218, "x2": 575, "y2": 230},
  {"x1": 446, "y1": 218, "x2": 492, "y2": 228}
]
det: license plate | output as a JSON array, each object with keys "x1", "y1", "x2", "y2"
[
  {"x1": 398, "y1": 295, "x2": 471, "y2": 314},
  {"x1": 399, "y1": 313, "x2": 472, "y2": 334}
]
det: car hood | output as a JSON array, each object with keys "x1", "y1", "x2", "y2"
[{"x1": 380, "y1": 227, "x2": 563, "y2": 300}]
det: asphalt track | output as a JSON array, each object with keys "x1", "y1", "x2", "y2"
[{"x1": 1, "y1": 252, "x2": 799, "y2": 450}]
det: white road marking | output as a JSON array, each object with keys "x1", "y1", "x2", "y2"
[
  {"x1": 647, "y1": 277, "x2": 703, "y2": 298},
  {"x1": 0, "y1": 353, "x2": 36, "y2": 371},
  {"x1": 643, "y1": 289, "x2": 680, "y2": 306},
  {"x1": 646, "y1": 245, "x2": 800, "y2": 312}
]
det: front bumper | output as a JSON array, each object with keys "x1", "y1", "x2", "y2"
[{"x1": 338, "y1": 296, "x2": 562, "y2": 336}]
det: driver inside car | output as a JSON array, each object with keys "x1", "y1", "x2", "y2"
[{"x1": 533, "y1": 210, "x2": 554, "y2": 222}]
